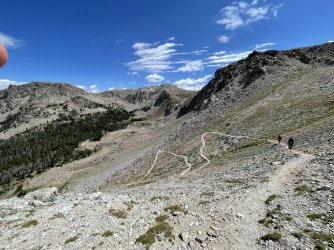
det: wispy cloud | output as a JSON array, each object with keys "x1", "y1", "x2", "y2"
[
  {"x1": 89, "y1": 84, "x2": 99, "y2": 93},
  {"x1": 216, "y1": 1, "x2": 283, "y2": 31},
  {"x1": 174, "y1": 60, "x2": 204, "y2": 72},
  {"x1": 0, "y1": 32, "x2": 22, "y2": 48},
  {"x1": 253, "y1": 42, "x2": 276, "y2": 50},
  {"x1": 115, "y1": 38, "x2": 124, "y2": 43},
  {"x1": 76, "y1": 85, "x2": 86, "y2": 89},
  {"x1": 145, "y1": 73, "x2": 165, "y2": 83},
  {"x1": 126, "y1": 42, "x2": 181, "y2": 73},
  {"x1": 166, "y1": 37, "x2": 175, "y2": 41},
  {"x1": 217, "y1": 35, "x2": 230, "y2": 44},
  {"x1": 0, "y1": 79, "x2": 25, "y2": 89},
  {"x1": 272, "y1": 3, "x2": 284, "y2": 17},
  {"x1": 174, "y1": 75, "x2": 212, "y2": 90},
  {"x1": 206, "y1": 50, "x2": 252, "y2": 65},
  {"x1": 127, "y1": 71, "x2": 139, "y2": 76}
]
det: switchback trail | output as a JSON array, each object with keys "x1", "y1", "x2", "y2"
[{"x1": 97, "y1": 131, "x2": 313, "y2": 192}]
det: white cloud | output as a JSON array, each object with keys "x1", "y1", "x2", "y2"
[
  {"x1": 206, "y1": 50, "x2": 252, "y2": 65},
  {"x1": 174, "y1": 75, "x2": 212, "y2": 90},
  {"x1": 76, "y1": 85, "x2": 86, "y2": 89},
  {"x1": 88, "y1": 84, "x2": 99, "y2": 93},
  {"x1": 327, "y1": 40, "x2": 334, "y2": 43},
  {"x1": 126, "y1": 42, "x2": 181, "y2": 73},
  {"x1": 166, "y1": 37, "x2": 175, "y2": 41},
  {"x1": 213, "y1": 51, "x2": 227, "y2": 55},
  {"x1": 0, "y1": 79, "x2": 25, "y2": 89},
  {"x1": 253, "y1": 42, "x2": 276, "y2": 50},
  {"x1": 217, "y1": 1, "x2": 283, "y2": 31},
  {"x1": 218, "y1": 35, "x2": 230, "y2": 44},
  {"x1": 272, "y1": 3, "x2": 284, "y2": 17},
  {"x1": 174, "y1": 60, "x2": 204, "y2": 72},
  {"x1": 108, "y1": 87, "x2": 115, "y2": 90},
  {"x1": 0, "y1": 32, "x2": 22, "y2": 48},
  {"x1": 127, "y1": 71, "x2": 139, "y2": 76},
  {"x1": 145, "y1": 73, "x2": 165, "y2": 83},
  {"x1": 173, "y1": 49, "x2": 208, "y2": 56}
]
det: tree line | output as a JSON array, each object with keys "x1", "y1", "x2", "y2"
[{"x1": 0, "y1": 108, "x2": 133, "y2": 185}]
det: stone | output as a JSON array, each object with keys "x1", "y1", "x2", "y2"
[
  {"x1": 210, "y1": 225, "x2": 220, "y2": 231},
  {"x1": 195, "y1": 235, "x2": 208, "y2": 244},
  {"x1": 236, "y1": 213, "x2": 245, "y2": 219},
  {"x1": 179, "y1": 232, "x2": 189, "y2": 243},
  {"x1": 172, "y1": 211, "x2": 183, "y2": 216},
  {"x1": 24, "y1": 187, "x2": 58, "y2": 203},
  {"x1": 207, "y1": 230, "x2": 218, "y2": 238}
]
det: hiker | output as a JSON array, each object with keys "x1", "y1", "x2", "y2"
[
  {"x1": 288, "y1": 137, "x2": 294, "y2": 150},
  {"x1": 278, "y1": 135, "x2": 282, "y2": 144}
]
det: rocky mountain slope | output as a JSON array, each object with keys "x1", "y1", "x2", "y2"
[
  {"x1": 178, "y1": 42, "x2": 334, "y2": 117},
  {"x1": 0, "y1": 83, "x2": 193, "y2": 139},
  {"x1": 0, "y1": 43, "x2": 333, "y2": 250}
]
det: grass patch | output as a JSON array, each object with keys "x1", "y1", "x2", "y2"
[
  {"x1": 109, "y1": 208, "x2": 128, "y2": 219},
  {"x1": 315, "y1": 243, "x2": 326, "y2": 250},
  {"x1": 150, "y1": 196, "x2": 169, "y2": 202},
  {"x1": 310, "y1": 232, "x2": 334, "y2": 242},
  {"x1": 155, "y1": 215, "x2": 169, "y2": 223},
  {"x1": 200, "y1": 191, "x2": 214, "y2": 197},
  {"x1": 136, "y1": 233, "x2": 155, "y2": 248},
  {"x1": 199, "y1": 200, "x2": 211, "y2": 206},
  {"x1": 136, "y1": 221, "x2": 174, "y2": 248},
  {"x1": 307, "y1": 213, "x2": 324, "y2": 220},
  {"x1": 258, "y1": 218, "x2": 274, "y2": 227},
  {"x1": 260, "y1": 232, "x2": 282, "y2": 242},
  {"x1": 102, "y1": 230, "x2": 114, "y2": 237},
  {"x1": 65, "y1": 236, "x2": 79, "y2": 244},
  {"x1": 164, "y1": 204, "x2": 188, "y2": 215},
  {"x1": 323, "y1": 215, "x2": 334, "y2": 224},
  {"x1": 260, "y1": 176, "x2": 270, "y2": 183},
  {"x1": 22, "y1": 219, "x2": 38, "y2": 228},
  {"x1": 283, "y1": 215, "x2": 294, "y2": 221},
  {"x1": 265, "y1": 194, "x2": 281, "y2": 205},
  {"x1": 125, "y1": 201, "x2": 135, "y2": 211},
  {"x1": 51, "y1": 212, "x2": 65, "y2": 220},
  {"x1": 295, "y1": 184, "x2": 313, "y2": 195}
]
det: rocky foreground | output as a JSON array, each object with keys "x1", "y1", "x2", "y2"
[{"x1": 1, "y1": 144, "x2": 333, "y2": 250}]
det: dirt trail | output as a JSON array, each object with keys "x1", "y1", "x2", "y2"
[
  {"x1": 139, "y1": 131, "x2": 301, "y2": 180},
  {"x1": 220, "y1": 144, "x2": 315, "y2": 249}
]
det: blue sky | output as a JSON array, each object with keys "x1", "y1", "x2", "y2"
[{"x1": 0, "y1": 0, "x2": 333, "y2": 92}]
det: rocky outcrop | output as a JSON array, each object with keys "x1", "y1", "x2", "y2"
[{"x1": 177, "y1": 42, "x2": 334, "y2": 118}]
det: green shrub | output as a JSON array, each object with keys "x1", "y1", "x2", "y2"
[
  {"x1": 102, "y1": 230, "x2": 113, "y2": 237},
  {"x1": 260, "y1": 232, "x2": 282, "y2": 242},
  {"x1": 109, "y1": 208, "x2": 128, "y2": 219},
  {"x1": 22, "y1": 220, "x2": 38, "y2": 228},
  {"x1": 307, "y1": 213, "x2": 323, "y2": 220},
  {"x1": 265, "y1": 194, "x2": 281, "y2": 205},
  {"x1": 136, "y1": 222, "x2": 174, "y2": 248},
  {"x1": 155, "y1": 215, "x2": 169, "y2": 223},
  {"x1": 65, "y1": 236, "x2": 79, "y2": 244}
]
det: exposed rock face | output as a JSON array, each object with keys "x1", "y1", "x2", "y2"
[
  {"x1": 177, "y1": 42, "x2": 334, "y2": 118},
  {"x1": 153, "y1": 90, "x2": 182, "y2": 116}
]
